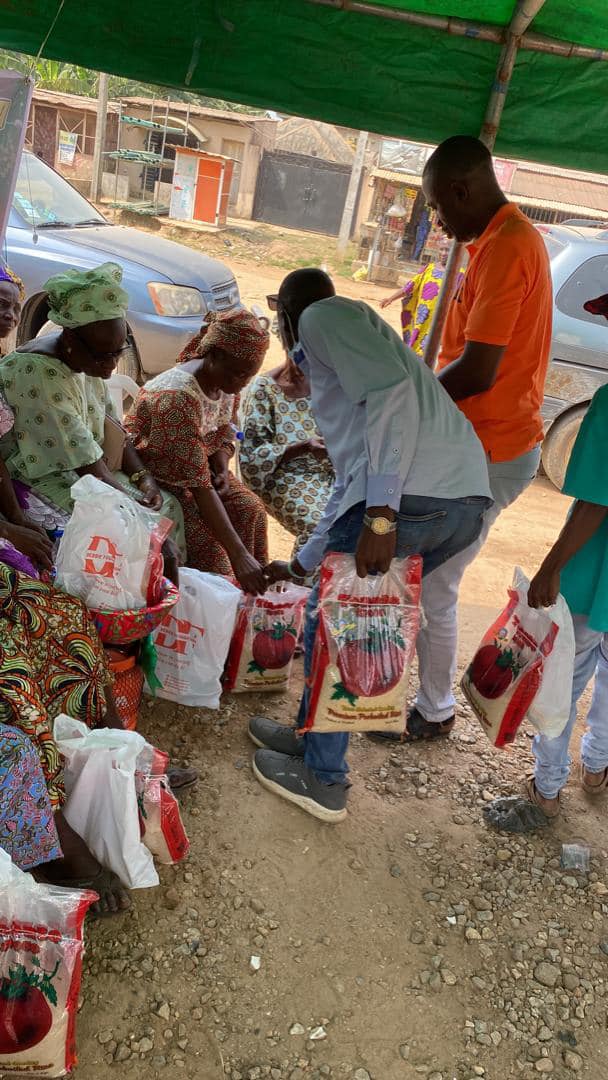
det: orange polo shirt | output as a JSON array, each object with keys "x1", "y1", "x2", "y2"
[{"x1": 437, "y1": 203, "x2": 552, "y2": 462}]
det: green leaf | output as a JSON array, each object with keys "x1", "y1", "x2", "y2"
[
  {"x1": 331, "y1": 681, "x2": 358, "y2": 707},
  {"x1": 248, "y1": 660, "x2": 266, "y2": 675}
]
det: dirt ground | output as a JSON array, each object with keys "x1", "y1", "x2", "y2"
[{"x1": 74, "y1": 233, "x2": 608, "y2": 1080}]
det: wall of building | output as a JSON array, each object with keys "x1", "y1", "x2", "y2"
[{"x1": 122, "y1": 107, "x2": 276, "y2": 219}]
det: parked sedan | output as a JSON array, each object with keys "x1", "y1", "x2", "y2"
[
  {"x1": 539, "y1": 223, "x2": 608, "y2": 489},
  {"x1": 6, "y1": 151, "x2": 240, "y2": 379}
]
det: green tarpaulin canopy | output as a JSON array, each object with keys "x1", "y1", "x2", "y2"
[{"x1": 1, "y1": 1, "x2": 608, "y2": 172}]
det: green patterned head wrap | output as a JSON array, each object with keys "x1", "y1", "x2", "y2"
[{"x1": 44, "y1": 261, "x2": 129, "y2": 328}]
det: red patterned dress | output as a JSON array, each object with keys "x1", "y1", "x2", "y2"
[{"x1": 124, "y1": 367, "x2": 268, "y2": 575}]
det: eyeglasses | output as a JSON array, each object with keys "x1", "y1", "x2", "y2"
[
  {"x1": 266, "y1": 294, "x2": 279, "y2": 312},
  {"x1": 73, "y1": 329, "x2": 130, "y2": 362}
]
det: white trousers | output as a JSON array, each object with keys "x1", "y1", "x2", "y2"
[
  {"x1": 533, "y1": 615, "x2": 608, "y2": 798},
  {"x1": 415, "y1": 446, "x2": 541, "y2": 723}
]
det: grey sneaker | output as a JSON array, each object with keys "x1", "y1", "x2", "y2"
[
  {"x1": 252, "y1": 749, "x2": 348, "y2": 823},
  {"x1": 248, "y1": 716, "x2": 305, "y2": 757}
]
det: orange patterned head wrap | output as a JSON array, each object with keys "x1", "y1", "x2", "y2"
[{"x1": 178, "y1": 308, "x2": 269, "y2": 367}]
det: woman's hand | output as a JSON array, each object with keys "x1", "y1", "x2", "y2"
[
  {"x1": 281, "y1": 438, "x2": 327, "y2": 465},
  {"x1": 137, "y1": 473, "x2": 163, "y2": 511},
  {"x1": 528, "y1": 564, "x2": 560, "y2": 609},
  {"x1": 263, "y1": 558, "x2": 305, "y2": 585},
  {"x1": 2, "y1": 523, "x2": 54, "y2": 571},
  {"x1": 211, "y1": 469, "x2": 231, "y2": 501},
  {"x1": 162, "y1": 537, "x2": 180, "y2": 589},
  {"x1": 232, "y1": 551, "x2": 268, "y2": 595},
  {"x1": 379, "y1": 296, "x2": 394, "y2": 309}
]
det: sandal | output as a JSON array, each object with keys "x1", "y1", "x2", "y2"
[
  {"x1": 367, "y1": 708, "x2": 455, "y2": 745},
  {"x1": 167, "y1": 765, "x2": 198, "y2": 792},
  {"x1": 524, "y1": 774, "x2": 561, "y2": 819},
  {"x1": 581, "y1": 765, "x2": 608, "y2": 796}
]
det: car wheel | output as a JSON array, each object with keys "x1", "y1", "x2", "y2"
[
  {"x1": 117, "y1": 334, "x2": 142, "y2": 386},
  {"x1": 541, "y1": 405, "x2": 588, "y2": 490}
]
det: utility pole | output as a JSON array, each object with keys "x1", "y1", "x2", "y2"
[
  {"x1": 337, "y1": 129, "x2": 368, "y2": 254},
  {"x1": 90, "y1": 71, "x2": 109, "y2": 204}
]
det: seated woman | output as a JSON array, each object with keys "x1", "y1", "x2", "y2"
[
  {"x1": 125, "y1": 309, "x2": 270, "y2": 594},
  {"x1": 239, "y1": 348, "x2": 334, "y2": 558},
  {"x1": 0, "y1": 264, "x2": 61, "y2": 570},
  {"x1": 0, "y1": 561, "x2": 130, "y2": 915},
  {"x1": 0, "y1": 262, "x2": 186, "y2": 560}
]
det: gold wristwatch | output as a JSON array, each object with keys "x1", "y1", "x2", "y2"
[{"x1": 363, "y1": 513, "x2": 397, "y2": 536}]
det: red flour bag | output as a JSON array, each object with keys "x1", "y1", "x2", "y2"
[
  {"x1": 461, "y1": 568, "x2": 559, "y2": 747},
  {"x1": 0, "y1": 850, "x2": 97, "y2": 1077},
  {"x1": 138, "y1": 776, "x2": 190, "y2": 865},
  {"x1": 303, "y1": 553, "x2": 422, "y2": 734},
  {"x1": 224, "y1": 583, "x2": 309, "y2": 693}
]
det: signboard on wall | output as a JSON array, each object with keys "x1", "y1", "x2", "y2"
[
  {"x1": 0, "y1": 70, "x2": 33, "y2": 245},
  {"x1": 493, "y1": 158, "x2": 516, "y2": 191},
  {"x1": 58, "y1": 130, "x2": 78, "y2": 165},
  {"x1": 380, "y1": 139, "x2": 431, "y2": 176}
]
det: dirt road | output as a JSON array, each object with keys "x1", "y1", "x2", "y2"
[{"x1": 76, "y1": 238, "x2": 607, "y2": 1080}]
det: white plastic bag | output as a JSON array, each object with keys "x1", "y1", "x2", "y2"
[
  {"x1": 0, "y1": 850, "x2": 96, "y2": 1077},
  {"x1": 151, "y1": 568, "x2": 241, "y2": 708},
  {"x1": 55, "y1": 474, "x2": 171, "y2": 610},
  {"x1": 462, "y1": 568, "x2": 564, "y2": 747},
  {"x1": 527, "y1": 588, "x2": 575, "y2": 739},
  {"x1": 53, "y1": 715, "x2": 159, "y2": 890}
]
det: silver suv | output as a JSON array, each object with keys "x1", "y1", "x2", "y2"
[{"x1": 540, "y1": 223, "x2": 608, "y2": 488}]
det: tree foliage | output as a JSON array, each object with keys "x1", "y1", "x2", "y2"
[{"x1": 0, "y1": 49, "x2": 265, "y2": 113}]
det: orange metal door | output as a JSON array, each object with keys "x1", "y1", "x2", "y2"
[{"x1": 194, "y1": 157, "x2": 222, "y2": 224}]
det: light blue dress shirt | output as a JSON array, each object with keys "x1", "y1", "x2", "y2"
[{"x1": 296, "y1": 296, "x2": 491, "y2": 572}]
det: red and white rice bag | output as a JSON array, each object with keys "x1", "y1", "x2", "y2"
[
  {"x1": 461, "y1": 568, "x2": 559, "y2": 747},
  {"x1": 224, "y1": 583, "x2": 309, "y2": 693},
  {"x1": 0, "y1": 850, "x2": 97, "y2": 1077},
  {"x1": 138, "y1": 776, "x2": 190, "y2": 865},
  {"x1": 302, "y1": 553, "x2": 422, "y2": 733},
  {"x1": 56, "y1": 475, "x2": 172, "y2": 610}
]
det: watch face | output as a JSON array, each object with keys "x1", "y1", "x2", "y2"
[{"x1": 371, "y1": 517, "x2": 391, "y2": 535}]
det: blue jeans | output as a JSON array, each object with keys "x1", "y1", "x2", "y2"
[
  {"x1": 297, "y1": 493, "x2": 492, "y2": 784},
  {"x1": 533, "y1": 614, "x2": 608, "y2": 798}
]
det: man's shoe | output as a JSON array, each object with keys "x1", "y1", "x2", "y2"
[
  {"x1": 248, "y1": 716, "x2": 305, "y2": 756},
  {"x1": 252, "y1": 750, "x2": 348, "y2": 823},
  {"x1": 367, "y1": 707, "x2": 455, "y2": 744}
]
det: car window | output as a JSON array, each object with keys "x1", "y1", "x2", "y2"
[
  {"x1": 556, "y1": 254, "x2": 608, "y2": 325},
  {"x1": 12, "y1": 153, "x2": 106, "y2": 228}
]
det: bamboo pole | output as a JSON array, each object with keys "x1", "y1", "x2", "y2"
[
  {"x1": 306, "y1": 0, "x2": 608, "y2": 61},
  {"x1": 422, "y1": 0, "x2": 549, "y2": 369}
]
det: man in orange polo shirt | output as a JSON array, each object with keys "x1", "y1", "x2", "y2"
[{"x1": 371, "y1": 135, "x2": 553, "y2": 745}]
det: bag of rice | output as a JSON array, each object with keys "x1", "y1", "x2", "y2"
[
  {"x1": 302, "y1": 553, "x2": 422, "y2": 734},
  {"x1": 138, "y1": 776, "x2": 190, "y2": 865},
  {"x1": 461, "y1": 568, "x2": 559, "y2": 747},
  {"x1": 224, "y1": 583, "x2": 309, "y2": 693},
  {"x1": 0, "y1": 850, "x2": 96, "y2": 1077}
]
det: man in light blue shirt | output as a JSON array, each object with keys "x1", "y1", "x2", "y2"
[{"x1": 250, "y1": 269, "x2": 492, "y2": 823}]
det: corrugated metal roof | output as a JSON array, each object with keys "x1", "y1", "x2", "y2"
[
  {"x1": 512, "y1": 171, "x2": 608, "y2": 212},
  {"x1": 122, "y1": 97, "x2": 277, "y2": 125},
  {"x1": 33, "y1": 88, "x2": 120, "y2": 113},
  {"x1": 371, "y1": 168, "x2": 422, "y2": 185},
  {"x1": 513, "y1": 193, "x2": 608, "y2": 217}
]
